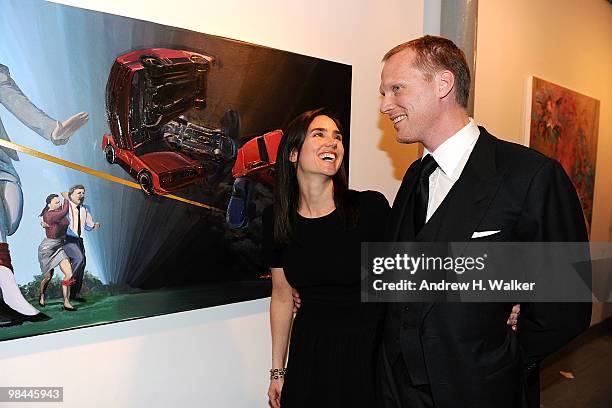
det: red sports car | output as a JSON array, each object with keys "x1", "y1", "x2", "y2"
[
  {"x1": 232, "y1": 129, "x2": 283, "y2": 186},
  {"x1": 102, "y1": 48, "x2": 238, "y2": 195}
]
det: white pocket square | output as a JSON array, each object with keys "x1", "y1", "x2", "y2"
[{"x1": 471, "y1": 230, "x2": 501, "y2": 239}]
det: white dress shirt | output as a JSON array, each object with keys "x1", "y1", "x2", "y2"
[
  {"x1": 422, "y1": 119, "x2": 480, "y2": 222},
  {"x1": 67, "y1": 200, "x2": 95, "y2": 238}
]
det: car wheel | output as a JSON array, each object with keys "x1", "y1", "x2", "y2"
[
  {"x1": 137, "y1": 170, "x2": 154, "y2": 195},
  {"x1": 104, "y1": 145, "x2": 116, "y2": 164}
]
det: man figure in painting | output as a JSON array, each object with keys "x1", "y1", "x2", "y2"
[
  {"x1": 63, "y1": 185, "x2": 100, "y2": 302},
  {"x1": 378, "y1": 36, "x2": 591, "y2": 408},
  {"x1": 0, "y1": 63, "x2": 88, "y2": 326}
]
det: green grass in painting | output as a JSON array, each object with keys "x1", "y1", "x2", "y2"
[{"x1": 0, "y1": 281, "x2": 270, "y2": 341}]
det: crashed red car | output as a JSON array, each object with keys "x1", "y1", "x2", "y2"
[
  {"x1": 102, "y1": 48, "x2": 238, "y2": 195},
  {"x1": 232, "y1": 129, "x2": 283, "y2": 186},
  {"x1": 226, "y1": 129, "x2": 283, "y2": 229}
]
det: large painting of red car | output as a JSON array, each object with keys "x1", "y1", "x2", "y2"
[{"x1": 102, "y1": 48, "x2": 237, "y2": 195}]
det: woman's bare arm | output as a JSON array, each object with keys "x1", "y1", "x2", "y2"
[{"x1": 268, "y1": 267, "x2": 294, "y2": 408}]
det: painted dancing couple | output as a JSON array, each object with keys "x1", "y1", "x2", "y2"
[{"x1": 38, "y1": 184, "x2": 100, "y2": 311}]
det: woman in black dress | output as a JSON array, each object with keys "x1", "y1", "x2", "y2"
[{"x1": 265, "y1": 108, "x2": 390, "y2": 407}]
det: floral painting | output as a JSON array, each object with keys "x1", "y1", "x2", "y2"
[{"x1": 528, "y1": 77, "x2": 600, "y2": 233}]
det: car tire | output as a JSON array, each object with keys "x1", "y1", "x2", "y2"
[
  {"x1": 104, "y1": 145, "x2": 116, "y2": 164},
  {"x1": 137, "y1": 170, "x2": 154, "y2": 195}
]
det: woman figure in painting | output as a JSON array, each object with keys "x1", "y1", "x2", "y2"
[
  {"x1": 38, "y1": 193, "x2": 77, "y2": 311},
  {"x1": 265, "y1": 108, "x2": 390, "y2": 407}
]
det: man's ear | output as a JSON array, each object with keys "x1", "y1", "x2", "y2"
[
  {"x1": 289, "y1": 149, "x2": 298, "y2": 163},
  {"x1": 436, "y1": 70, "x2": 454, "y2": 100}
]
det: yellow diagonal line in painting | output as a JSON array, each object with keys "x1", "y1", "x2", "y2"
[{"x1": 0, "y1": 138, "x2": 224, "y2": 212}]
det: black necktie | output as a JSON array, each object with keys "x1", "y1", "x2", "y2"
[
  {"x1": 76, "y1": 205, "x2": 82, "y2": 237},
  {"x1": 414, "y1": 154, "x2": 439, "y2": 233}
]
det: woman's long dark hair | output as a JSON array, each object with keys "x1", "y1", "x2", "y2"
[
  {"x1": 273, "y1": 108, "x2": 355, "y2": 245},
  {"x1": 40, "y1": 194, "x2": 59, "y2": 217}
]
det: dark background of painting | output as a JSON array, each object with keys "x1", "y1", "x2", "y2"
[{"x1": 102, "y1": 12, "x2": 353, "y2": 289}]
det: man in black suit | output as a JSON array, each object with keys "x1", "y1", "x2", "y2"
[{"x1": 377, "y1": 35, "x2": 591, "y2": 408}]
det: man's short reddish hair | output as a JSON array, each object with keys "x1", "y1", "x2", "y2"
[{"x1": 383, "y1": 35, "x2": 470, "y2": 108}]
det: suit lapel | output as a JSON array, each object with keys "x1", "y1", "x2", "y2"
[{"x1": 434, "y1": 128, "x2": 502, "y2": 242}]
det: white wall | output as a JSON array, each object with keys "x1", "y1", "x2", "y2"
[
  {"x1": 473, "y1": 0, "x2": 612, "y2": 323},
  {"x1": 0, "y1": 1, "x2": 423, "y2": 407}
]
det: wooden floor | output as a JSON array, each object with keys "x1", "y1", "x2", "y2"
[{"x1": 541, "y1": 319, "x2": 612, "y2": 407}]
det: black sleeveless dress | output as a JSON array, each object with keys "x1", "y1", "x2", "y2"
[{"x1": 263, "y1": 190, "x2": 390, "y2": 407}]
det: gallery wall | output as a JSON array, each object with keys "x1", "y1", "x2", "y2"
[
  {"x1": 0, "y1": 1, "x2": 423, "y2": 407},
  {"x1": 473, "y1": 0, "x2": 612, "y2": 323}
]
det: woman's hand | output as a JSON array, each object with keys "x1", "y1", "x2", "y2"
[
  {"x1": 507, "y1": 303, "x2": 520, "y2": 331},
  {"x1": 268, "y1": 378, "x2": 284, "y2": 408},
  {"x1": 292, "y1": 288, "x2": 301, "y2": 313}
]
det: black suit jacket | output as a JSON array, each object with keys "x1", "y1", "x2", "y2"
[{"x1": 385, "y1": 127, "x2": 591, "y2": 408}]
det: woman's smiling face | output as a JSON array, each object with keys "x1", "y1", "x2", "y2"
[{"x1": 291, "y1": 115, "x2": 344, "y2": 178}]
